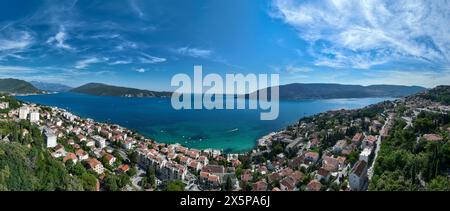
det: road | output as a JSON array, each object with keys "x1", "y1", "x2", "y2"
[{"x1": 368, "y1": 115, "x2": 391, "y2": 180}]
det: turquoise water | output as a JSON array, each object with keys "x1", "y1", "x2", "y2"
[{"x1": 18, "y1": 93, "x2": 394, "y2": 153}]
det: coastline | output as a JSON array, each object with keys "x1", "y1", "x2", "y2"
[{"x1": 16, "y1": 94, "x2": 396, "y2": 155}]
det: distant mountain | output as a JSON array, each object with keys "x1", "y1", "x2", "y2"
[
  {"x1": 0, "y1": 78, "x2": 42, "y2": 94},
  {"x1": 30, "y1": 81, "x2": 72, "y2": 93},
  {"x1": 71, "y1": 83, "x2": 172, "y2": 98},
  {"x1": 247, "y1": 83, "x2": 427, "y2": 100}
]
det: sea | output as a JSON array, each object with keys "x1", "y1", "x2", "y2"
[{"x1": 17, "y1": 92, "x2": 394, "y2": 153}]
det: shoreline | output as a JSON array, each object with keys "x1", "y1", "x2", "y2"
[{"x1": 16, "y1": 94, "x2": 396, "y2": 155}]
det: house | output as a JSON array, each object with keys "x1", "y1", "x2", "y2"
[
  {"x1": 208, "y1": 175, "x2": 220, "y2": 186},
  {"x1": 86, "y1": 139, "x2": 95, "y2": 147},
  {"x1": 52, "y1": 144, "x2": 66, "y2": 158},
  {"x1": 306, "y1": 180, "x2": 322, "y2": 191},
  {"x1": 362, "y1": 135, "x2": 377, "y2": 149},
  {"x1": 92, "y1": 135, "x2": 106, "y2": 149},
  {"x1": 423, "y1": 134, "x2": 443, "y2": 142},
  {"x1": 333, "y1": 140, "x2": 347, "y2": 153},
  {"x1": 198, "y1": 156, "x2": 209, "y2": 165},
  {"x1": 304, "y1": 151, "x2": 319, "y2": 164},
  {"x1": 322, "y1": 156, "x2": 339, "y2": 172},
  {"x1": 76, "y1": 149, "x2": 89, "y2": 160},
  {"x1": 280, "y1": 176, "x2": 296, "y2": 191},
  {"x1": 349, "y1": 160, "x2": 368, "y2": 191},
  {"x1": 352, "y1": 133, "x2": 364, "y2": 146},
  {"x1": 77, "y1": 134, "x2": 87, "y2": 142},
  {"x1": 63, "y1": 152, "x2": 78, "y2": 164},
  {"x1": 87, "y1": 158, "x2": 105, "y2": 175},
  {"x1": 186, "y1": 150, "x2": 200, "y2": 159},
  {"x1": 188, "y1": 160, "x2": 202, "y2": 171},
  {"x1": 105, "y1": 154, "x2": 116, "y2": 166},
  {"x1": 359, "y1": 147, "x2": 372, "y2": 162},
  {"x1": 316, "y1": 168, "x2": 331, "y2": 182},
  {"x1": 252, "y1": 180, "x2": 268, "y2": 191},
  {"x1": 0, "y1": 102, "x2": 9, "y2": 109},
  {"x1": 179, "y1": 156, "x2": 192, "y2": 165},
  {"x1": 122, "y1": 139, "x2": 133, "y2": 150},
  {"x1": 267, "y1": 172, "x2": 281, "y2": 184},
  {"x1": 116, "y1": 164, "x2": 130, "y2": 173}
]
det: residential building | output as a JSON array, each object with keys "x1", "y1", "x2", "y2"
[
  {"x1": 306, "y1": 180, "x2": 322, "y2": 191},
  {"x1": 92, "y1": 135, "x2": 106, "y2": 149},
  {"x1": 43, "y1": 127, "x2": 57, "y2": 148},
  {"x1": 30, "y1": 111, "x2": 40, "y2": 123},
  {"x1": 87, "y1": 158, "x2": 105, "y2": 175},
  {"x1": 19, "y1": 106, "x2": 29, "y2": 119},
  {"x1": 76, "y1": 149, "x2": 89, "y2": 160},
  {"x1": 63, "y1": 152, "x2": 78, "y2": 164},
  {"x1": 252, "y1": 180, "x2": 268, "y2": 191},
  {"x1": 0, "y1": 102, "x2": 9, "y2": 109},
  {"x1": 349, "y1": 160, "x2": 368, "y2": 191},
  {"x1": 359, "y1": 147, "x2": 372, "y2": 162}
]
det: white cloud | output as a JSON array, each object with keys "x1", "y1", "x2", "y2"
[
  {"x1": 174, "y1": 47, "x2": 213, "y2": 59},
  {"x1": 285, "y1": 65, "x2": 313, "y2": 73},
  {"x1": 109, "y1": 60, "x2": 132, "y2": 65},
  {"x1": 136, "y1": 68, "x2": 146, "y2": 73},
  {"x1": 271, "y1": 0, "x2": 450, "y2": 69},
  {"x1": 0, "y1": 31, "x2": 33, "y2": 52},
  {"x1": 139, "y1": 53, "x2": 166, "y2": 64},
  {"x1": 75, "y1": 57, "x2": 109, "y2": 69},
  {"x1": 129, "y1": 0, "x2": 144, "y2": 18},
  {"x1": 0, "y1": 65, "x2": 38, "y2": 74},
  {"x1": 47, "y1": 26, "x2": 73, "y2": 50}
]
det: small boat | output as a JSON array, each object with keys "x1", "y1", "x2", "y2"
[{"x1": 228, "y1": 128, "x2": 239, "y2": 133}]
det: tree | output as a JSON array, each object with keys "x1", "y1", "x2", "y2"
[
  {"x1": 80, "y1": 173, "x2": 97, "y2": 191},
  {"x1": 426, "y1": 176, "x2": 450, "y2": 191},
  {"x1": 127, "y1": 166, "x2": 137, "y2": 177},
  {"x1": 165, "y1": 180, "x2": 185, "y2": 191},
  {"x1": 129, "y1": 151, "x2": 139, "y2": 165},
  {"x1": 224, "y1": 176, "x2": 233, "y2": 191},
  {"x1": 104, "y1": 175, "x2": 119, "y2": 191}
]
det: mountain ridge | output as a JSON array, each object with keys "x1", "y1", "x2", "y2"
[
  {"x1": 71, "y1": 83, "x2": 172, "y2": 98},
  {"x1": 247, "y1": 83, "x2": 427, "y2": 100},
  {"x1": 0, "y1": 78, "x2": 42, "y2": 94},
  {"x1": 30, "y1": 81, "x2": 72, "y2": 93}
]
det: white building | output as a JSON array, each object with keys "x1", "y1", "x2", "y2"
[
  {"x1": 92, "y1": 135, "x2": 106, "y2": 149},
  {"x1": 30, "y1": 111, "x2": 40, "y2": 123},
  {"x1": 43, "y1": 127, "x2": 57, "y2": 148},
  {"x1": 359, "y1": 147, "x2": 372, "y2": 163},
  {"x1": 0, "y1": 102, "x2": 9, "y2": 109},
  {"x1": 19, "y1": 106, "x2": 30, "y2": 120}
]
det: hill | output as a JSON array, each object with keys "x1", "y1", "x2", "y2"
[
  {"x1": 0, "y1": 78, "x2": 41, "y2": 94},
  {"x1": 30, "y1": 81, "x2": 72, "y2": 93},
  {"x1": 71, "y1": 83, "x2": 172, "y2": 98},
  {"x1": 248, "y1": 83, "x2": 427, "y2": 100}
]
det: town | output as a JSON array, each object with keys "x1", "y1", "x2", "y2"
[{"x1": 0, "y1": 86, "x2": 449, "y2": 191}]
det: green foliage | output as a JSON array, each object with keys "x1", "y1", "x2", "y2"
[
  {"x1": 371, "y1": 117, "x2": 450, "y2": 191},
  {"x1": 426, "y1": 176, "x2": 450, "y2": 191},
  {"x1": 0, "y1": 122, "x2": 85, "y2": 191},
  {"x1": 165, "y1": 180, "x2": 185, "y2": 191}
]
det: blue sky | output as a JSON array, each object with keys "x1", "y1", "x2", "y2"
[{"x1": 0, "y1": 0, "x2": 450, "y2": 91}]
